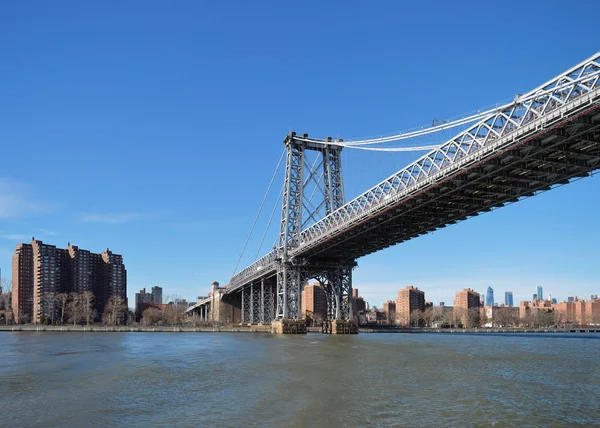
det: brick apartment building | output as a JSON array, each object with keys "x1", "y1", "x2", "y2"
[
  {"x1": 382, "y1": 300, "x2": 396, "y2": 324},
  {"x1": 454, "y1": 288, "x2": 481, "y2": 326},
  {"x1": 553, "y1": 298, "x2": 600, "y2": 325},
  {"x1": 301, "y1": 282, "x2": 328, "y2": 324},
  {"x1": 12, "y1": 238, "x2": 127, "y2": 324},
  {"x1": 396, "y1": 286, "x2": 425, "y2": 327}
]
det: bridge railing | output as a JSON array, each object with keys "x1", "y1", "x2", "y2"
[
  {"x1": 297, "y1": 53, "x2": 600, "y2": 252},
  {"x1": 228, "y1": 249, "x2": 278, "y2": 290}
]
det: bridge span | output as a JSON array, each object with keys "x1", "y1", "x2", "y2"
[{"x1": 188, "y1": 53, "x2": 600, "y2": 328}]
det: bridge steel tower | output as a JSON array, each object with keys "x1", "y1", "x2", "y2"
[{"x1": 276, "y1": 132, "x2": 355, "y2": 321}]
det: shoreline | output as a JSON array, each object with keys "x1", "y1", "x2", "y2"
[{"x1": 1, "y1": 325, "x2": 599, "y2": 334}]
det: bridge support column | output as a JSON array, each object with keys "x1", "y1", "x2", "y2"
[
  {"x1": 260, "y1": 278, "x2": 264, "y2": 323},
  {"x1": 241, "y1": 287, "x2": 251, "y2": 324},
  {"x1": 263, "y1": 281, "x2": 274, "y2": 324},
  {"x1": 276, "y1": 264, "x2": 303, "y2": 320},
  {"x1": 324, "y1": 267, "x2": 353, "y2": 321},
  {"x1": 251, "y1": 282, "x2": 261, "y2": 324},
  {"x1": 250, "y1": 284, "x2": 254, "y2": 324}
]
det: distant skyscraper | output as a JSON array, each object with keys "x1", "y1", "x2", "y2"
[
  {"x1": 505, "y1": 292, "x2": 514, "y2": 307},
  {"x1": 568, "y1": 296, "x2": 574, "y2": 303},
  {"x1": 533, "y1": 294, "x2": 538, "y2": 300},
  {"x1": 537, "y1": 286, "x2": 544, "y2": 301},
  {"x1": 486, "y1": 286, "x2": 494, "y2": 306}
]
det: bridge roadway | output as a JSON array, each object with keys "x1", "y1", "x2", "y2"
[{"x1": 225, "y1": 58, "x2": 600, "y2": 295}]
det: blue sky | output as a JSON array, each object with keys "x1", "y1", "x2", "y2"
[{"x1": 1, "y1": 1, "x2": 599, "y2": 308}]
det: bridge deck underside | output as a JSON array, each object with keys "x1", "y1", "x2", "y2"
[{"x1": 295, "y1": 108, "x2": 600, "y2": 261}]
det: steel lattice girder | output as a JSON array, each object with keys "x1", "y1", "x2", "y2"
[
  {"x1": 302, "y1": 117, "x2": 600, "y2": 260},
  {"x1": 297, "y1": 54, "x2": 600, "y2": 252}
]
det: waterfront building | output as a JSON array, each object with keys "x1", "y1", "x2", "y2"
[
  {"x1": 553, "y1": 301, "x2": 575, "y2": 324},
  {"x1": 301, "y1": 282, "x2": 328, "y2": 324},
  {"x1": 382, "y1": 300, "x2": 396, "y2": 324},
  {"x1": 485, "y1": 286, "x2": 494, "y2": 306},
  {"x1": 12, "y1": 238, "x2": 127, "y2": 324},
  {"x1": 505, "y1": 291, "x2": 513, "y2": 307},
  {"x1": 537, "y1": 286, "x2": 544, "y2": 301},
  {"x1": 454, "y1": 288, "x2": 481, "y2": 327},
  {"x1": 396, "y1": 286, "x2": 425, "y2": 327},
  {"x1": 519, "y1": 299, "x2": 553, "y2": 326}
]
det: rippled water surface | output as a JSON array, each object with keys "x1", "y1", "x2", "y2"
[{"x1": 1, "y1": 332, "x2": 599, "y2": 427}]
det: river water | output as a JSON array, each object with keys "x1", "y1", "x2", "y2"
[{"x1": 0, "y1": 332, "x2": 598, "y2": 427}]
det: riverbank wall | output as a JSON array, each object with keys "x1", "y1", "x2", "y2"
[{"x1": 1, "y1": 325, "x2": 599, "y2": 334}]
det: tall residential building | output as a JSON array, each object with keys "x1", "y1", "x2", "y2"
[
  {"x1": 505, "y1": 291, "x2": 514, "y2": 307},
  {"x1": 486, "y1": 286, "x2": 494, "y2": 306},
  {"x1": 151, "y1": 286, "x2": 163, "y2": 304},
  {"x1": 396, "y1": 286, "x2": 425, "y2": 327},
  {"x1": 301, "y1": 283, "x2": 328, "y2": 323},
  {"x1": 454, "y1": 288, "x2": 481, "y2": 325},
  {"x1": 382, "y1": 300, "x2": 396, "y2": 324},
  {"x1": 12, "y1": 243, "x2": 34, "y2": 323},
  {"x1": 12, "y1": 239, "x2": 127, "y2": 324},
  {"x1": 537, "y1": 286, "x2": 544, "y2": 301}
]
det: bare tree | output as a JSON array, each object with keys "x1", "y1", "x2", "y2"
[
  {"x1": 54, "y1": 293, "x2": 69, "y2": 325},
  {"x1": 442, "y1": 309, "x2": 456, "y2": 328},
  {"x1": 103, "y1": 296, "x2": 126, "y2": 326},
  {"x1": 495, "y1": 308, "x2": 516, "y2": 328},
  {"x1": 81, "y1": 291, "x2": 96, "y2": 325},
  {"x1": 163, "y1": 304, "x2": 186, "y2": 326},
  {"x1": 0, "y1": 278, "x2": 12, "y2": 294},
  {"x1": 421, "y1": 307, "x2": 435, "y2": 327},
  {"x1": 410, "y1": 309, "x2": 423, "y2": 328},
  {"x1": 466, "y1": 307, "x2": 481, "y2": 328},
  {"x1": 0, "y1": 279, "x2": 12, "y2": 312},
  {"x1": 141, "y1": 307, "x2": 163, "y2": 326},
  {"x1": 68, "y1": 292, "x2": 84, "y2": 326},
  {"x1": 538, "y1": 310, "x2": 555, "y2": 328},
  {"x1": 553, "y1": 310, "x2": 564, "y2": 328}
]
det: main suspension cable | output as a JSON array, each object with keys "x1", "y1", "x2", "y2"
[{"x1": 232, "y1": 148, "x2": 285, "y2": 276}]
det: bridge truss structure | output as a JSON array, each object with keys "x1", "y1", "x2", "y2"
[{"x1": 219, "y1": 52, "x2": 600, "y2": 324}]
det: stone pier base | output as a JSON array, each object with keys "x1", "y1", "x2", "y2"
[
  {"x1": 322, "y1": 320, "x2": 358, "y2": 334},
  {"x1": 271, "y1": 320, "x2": 307, "y2": 334}
]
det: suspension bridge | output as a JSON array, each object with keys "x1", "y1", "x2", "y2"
[{"x1": 188, "y1": 53, "x2": 600, "y2": 332}]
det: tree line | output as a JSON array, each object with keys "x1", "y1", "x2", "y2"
[
  {"x1": 387, "y1": 306, "x2": 593, "y2": 329},
  {"x1": 35, "y1": 291, "x2": 127, "y2": 326}
]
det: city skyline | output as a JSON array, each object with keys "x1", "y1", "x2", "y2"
[{"x1": 1, "y1": 2, "x2": 600, "y2": 308}]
